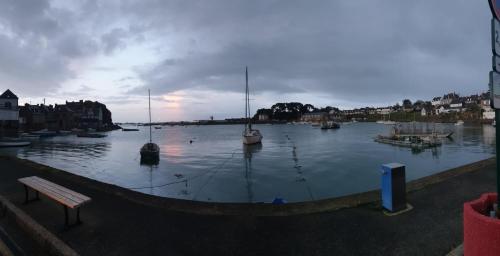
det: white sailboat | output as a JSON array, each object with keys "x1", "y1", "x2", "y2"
[
  {"x1": 140, "y1": 89, "x2": 160, "y2": 164},
  {"x1": 242, "y1": 67, "x2": 263, "y2": 145}
]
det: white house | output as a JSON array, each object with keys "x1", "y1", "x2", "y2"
[
  {"x1": 421, "y1": 106, "x2": 433, "y2": 116},
  {"x1": 0, "y1": 89, "x2": 19, "y2": 121},
  {"x1": 449, "y1": 100, "x2": 463, "y2": 112},
  {"x1": 431, "y1": 97, "x2": 442, "y2": 106},
  {"x1": 436, "y1": 106, "x2": 449, "y2": 115},
  {"x1": 301, "y1": 112, "x2": 327, "y2": 122},
  {"x1": 376, "y1": 108, "x2": 392, "y2": 115},
  {"x1": 258, "y1": 113, "x2": 270, "y2": 121},
  {"x1": 483, "y1": 110, "x2": 495, "y2": 120}
]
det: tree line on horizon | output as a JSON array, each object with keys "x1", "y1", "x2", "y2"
[{"x1": 254, "y1": 102, "x2": 339, "y2": 121}]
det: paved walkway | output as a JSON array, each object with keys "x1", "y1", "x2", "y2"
[{"x1": 0, "y1": 156, "x2": 496, "y2": 255}]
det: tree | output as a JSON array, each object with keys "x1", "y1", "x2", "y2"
[{"x1": 403, "y1": 99, "x2": 412, "y2": 109}]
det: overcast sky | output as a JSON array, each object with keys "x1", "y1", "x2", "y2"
[{"x1": 0, "y1": 0, "x2": 493, "y2": 122}]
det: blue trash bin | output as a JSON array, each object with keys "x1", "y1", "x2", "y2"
[{"x1": 381, "y1": 163, "x2": 406, "y2": 212}]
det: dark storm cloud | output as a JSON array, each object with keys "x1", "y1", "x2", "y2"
[
  {"x1": 101, "y1": 28, "x2": 129, "y2": 55},
  {"x1": 0, "y1": 0, "x2": 130, "y2": 95},
  {"x1": 0, "y1": 0, "x2": 493, "y2": 105},
  {"x1": 130, "y1": 0, "x2": 492, "y2": 103}
]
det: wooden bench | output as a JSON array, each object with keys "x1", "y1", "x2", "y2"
[{"x1": 18, "y1": 176, "x2": 92, "y2": 227}]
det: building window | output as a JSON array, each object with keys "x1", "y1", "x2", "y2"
[{"x1": 4, "y1": 102, "x2": 11, "y2": 109}]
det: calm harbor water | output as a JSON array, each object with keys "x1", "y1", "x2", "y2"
[{"x1": 0, "y1": 123, "x2": 495, "y2": 203}]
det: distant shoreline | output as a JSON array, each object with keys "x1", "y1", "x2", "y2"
[{"x1": 117, "y1": 118, "x2": 492, "y2": 127}]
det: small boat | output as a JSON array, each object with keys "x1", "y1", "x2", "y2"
[
  {"x1": 320, "y1": 121, "x2": 340, "y2": 130},
  {"x1": 154, "y1": 126, "x2": 162, "y2": 129},
  {"x1": 311, "y1": 123, "x2": 321, "y2": 127},
  {"x1": 242, "y1": 67, "x2": 263, "y2": 145},
  {"x1": 376, "y1": 114, "x2": 396, "y2": 125},
  {"x1": 0, "y1": 141, "x2": 31, "y2": 147},
  {"x1": 376, "y1": 120, "x2": 397, "y2": 125},
  {"x1": 30, "y1": 129, "x2": 57, "y2": 137},
  {"x1": 77, "y1": 133, "x2": 107, "y2": 138},
  {"x1": 20, "y1": 133, "x2": 41, "y2": 140},
  {"x1": 455, "y1": 120, "x2": 464, "y2": 126},
  {"x1": 140, "y1": 89, "x2": 160, "y2": 164},
  {"x1": 122, "y1": 128, "x2": 139, "y2": 131}
]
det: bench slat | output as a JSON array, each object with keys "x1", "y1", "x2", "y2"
[
  {"x1": 21, "y1": 179, "x2": 79, "y2": 208},
  {"x1": 24, "y1": 179, "x2": 86, "y2": 206},
  {"x1": 32, "y1": 176, "x2": 91, "y2": 202},
  {"x1": 18, "y1": 176, "x2": 91, "y2": 209}
]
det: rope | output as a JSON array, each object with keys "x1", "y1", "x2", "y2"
[
  {"x1": 127, "y1": 149, "x2": 240, "y2": 191},
  {"x1": 286, "y1": 134, "x2": 315, "y2": 201},
  {"x1": 191, "y1": 150, "x2": 239, "y2": 200},
  {"x1": 129, "y1": 133, "x2": 316, "y2": 202}
]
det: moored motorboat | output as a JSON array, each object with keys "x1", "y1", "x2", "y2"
[
  {"x1": 30, "y1": 129, "x2": 57, "y2": 137},
  {"x1": 122, "y1": 128, "x2": 139, "y2": 131},
  {"x1": 77, "y1": 133, "x2": 107, "y2": 138},
  {"x1": 455, "y1": 120, "x2": 464, "y2": 126},
  {"x1": 57, "y1": 130, "x2": 72, "y2": 135},
  {"x1": 20, "y1": 133, "x2": 41, "y2": 140},
  {"x1": 320, "y1": 121, "x2": 340, "y2": 130},
  {"x1": 0, "y1": 141, "x2": 31, "y2": 147}
]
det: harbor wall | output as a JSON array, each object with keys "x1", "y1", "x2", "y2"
[{"x1": 2, "y1": 155, "x2": 495, "y2": 216}]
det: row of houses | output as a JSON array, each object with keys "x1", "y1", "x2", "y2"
[
  {"x1": 293, "y1": 92, "x2": 494, "y2": 122},
  {"x1": 0, "y1": 89, "x2": 114, "y2": 133},
  {"x1": 340, "y1": 92, "x2": 494, "y2": 119}
]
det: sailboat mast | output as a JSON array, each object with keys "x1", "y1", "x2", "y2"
[
  {"x1": 148, "y1": 89, "x2": 152, "y2": 143},
  {"x1": 245, "y1": 67, "x2": 248, "y2": 123},
  {"x1": 246, "y1": 67, "x2": 252, "y2": 129}
]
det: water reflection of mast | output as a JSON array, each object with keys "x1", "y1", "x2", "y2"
[
  {"x1": 149, "y1": 165, "x2": 153, "y2": 195},
  {"x1": 244, "y1": 151, "x2": 253, "y2": 203},
  {"x1": 243, "y1": 144, "x2": 262, "y2": 203}
]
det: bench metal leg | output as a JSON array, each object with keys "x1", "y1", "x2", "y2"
[
  {"x1": 76, "y1": 208, "x2": 81, "y2": 224},
  {"x1": 23, "y1": 185, "x2": 40, "y2": 204},
  {"x1": 63, "y1": 206, "x2": 82, "y2": 228},
  {"x1": 0, "y1": 204, "x2": 6, "y2": 218},
  {"x1": 23, "y1": 185, "x2": 28, "y2": 204},
  {"x1": 64, "y1": 206, "x2": 69, "y2": 227}
]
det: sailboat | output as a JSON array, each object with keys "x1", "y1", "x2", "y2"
[
  {"x1": 242, "y1": 67, "x2": 263, "y2": 145},
  {"x1": 140, "y1": 89, "x2": 160, "y2": 164}
]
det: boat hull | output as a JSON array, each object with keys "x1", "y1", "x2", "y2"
[
  {"x1": 243, "y1": 135, "x2": 262, "y2": 145},
  {"x1": 0, "y1": 141, "x2": 31, "y2": 147},
  {"x1": 140, "y1": 143, "x2": 160, "y2": 164},
  {"x1": 395, "y1": 132, "x2": 453, "y2": 139},
  {"x1": 122, "y1": 128, "x2": 139, "y2": 131},
  {"x1": 77, "y1": 133, "x2": 107, "y2": 138},
  {"x1": 374, "y1": 136, "x2": 441, "y2": 149}
]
